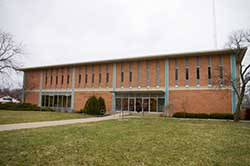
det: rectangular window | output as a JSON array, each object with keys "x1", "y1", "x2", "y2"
[
  {"x1": 85, "y1": 66, "x2": 88, "y2": 85},
  {"x1": 196, "y1": 56, "x2": 200, "y2": 86},
  {"x1": 45, "y1": 70, "x2": 48, "y2": 85},
  {"x1": 67, "y1": 75, "x2": 70, "y2": 84},
  {"x1": 50, "y1": 70, "x2": 53, "y2": 85},
  {"x1": 185, "y1": 58, "x2": 189, "y2": 86},
  {"x1": 156, "y1": 61, "x2": 160, "y2": 87},
  {"x1": 61, "y1": 68, "x2": 64, "y2": 85},
  {"x1": 56, "y1": 75, "x2": 58, "y2": 85},
  {"x1": 208, "y1": 56, "x2": 212, "y2": 85},
  {"x1": 106, "y1": 64, "x2": 109, "y2": 84},
  {"x1": 219, "y1": 55, "x2": 224, "y2": 85},
  {"x1": 121, "y1": 63, "x2": 124, "y2": 86},
  {"x1": 67, "y1": 68, "x2": 70, "y2": 84},
  {"x1": 78, "y1": 67, "x2": 82, "y2": 87},
  {"x1": 175, "y1": 59, "x2": 178, "y2": 86},
  {"x1": 55, "y1": 69, "x2": 58, "y2": 85},
  {"x1": 137, "y1": 62, "x2": 141, "y2": 87},
  {"x1": 146, "y1": 62, "x2": 150, "y2": 87},
  {"x1": 91, "y1": 65, "x2": 94, "y2": 85},
  {"x1": 129, "y1": 63, "x2": 132, "y2": 83},
  {"x1": 98, "y1": 64, "x2": 102, "y2": 85}
]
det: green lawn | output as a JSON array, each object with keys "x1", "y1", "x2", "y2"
[
  {"x1": 0, "y1": 110, "x2": 90, "y2": 124},
  {"x1": 0, "y1": 117, "x2": 250, "y2": 165}
]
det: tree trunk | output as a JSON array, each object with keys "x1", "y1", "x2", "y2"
[{"x1": 234, "y1": 99, "x2": 241, "y2": 122}]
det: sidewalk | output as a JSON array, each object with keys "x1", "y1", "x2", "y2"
[{"x1": 0, "y1": 114, "x2": 120, "y2": 132}]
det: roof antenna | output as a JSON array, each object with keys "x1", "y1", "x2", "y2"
[{"x1": 212, "y1": 0, "x2": 218, "y2": 49}]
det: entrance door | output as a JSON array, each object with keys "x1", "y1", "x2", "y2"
[
  {"x1": 150, "y1": 98, "x2": 157, "y2": 112},
  {"x1": 143, "y1": 98, "x2": 149, "y2": 112},
  {"x1": 129, "y1": 98, "x2": 135, "y2": 112},
  {"x1": 136, "y1": 98, "x2": 142, "y2": 112}
]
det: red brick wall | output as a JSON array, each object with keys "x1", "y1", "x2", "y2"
[
  {"x1": 24, "y1": 70, "x2": 40, "y2": 90},
  {"x1": 169, "y1": 89, "x2": 232, "y2": 114},
  {"x1": 25, "y1": 92, "x2": 39, "y2": 105}
]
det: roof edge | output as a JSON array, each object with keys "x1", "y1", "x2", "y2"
[{"x1": 19, "y1": 48, "x2": 247, "y2": 71}]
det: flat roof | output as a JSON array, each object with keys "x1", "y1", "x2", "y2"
[{"x1": 19, "y1": 48, "x2": 247, "y2": 71}]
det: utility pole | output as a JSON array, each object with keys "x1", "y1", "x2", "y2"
[{"x1": 212, "y1": 0, "x2": 218, "y2": 49}]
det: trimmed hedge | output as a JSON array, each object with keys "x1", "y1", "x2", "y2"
[
  {"x1": 0, "y1": 103, "x2": 55, "y2": 112},
  {"x1": 80, "y1": 96, "x2": 106, "y2": 115},
  {"x1": 173, "y1": 112, "x2": 233, "y2": 120}
]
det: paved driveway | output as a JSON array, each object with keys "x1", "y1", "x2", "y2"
[{"x1": 0, "y1": 114, "x2": 121, "y2": 132}]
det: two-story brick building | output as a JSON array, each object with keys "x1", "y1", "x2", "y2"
[{"x1": 20, "y1": 48, "x2": 247, "y2": 115}]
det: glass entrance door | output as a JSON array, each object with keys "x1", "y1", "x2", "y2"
[
  {"x1": 143, "y1": 98, "x2": 149, "y2": 112},
  {"x1": 136, "y1": 98, "x2": 142, "y2": 112},
  {"x1": 129, "y1": 98, "x2": 135, "y2": 112},
  {"x1": 150, "y1": 98, "x2": 157, "y2": 112}
]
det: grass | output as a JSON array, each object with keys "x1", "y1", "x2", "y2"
[
  {"x1": 0, "y1": 110, "x2": 90, "y2": 124},
  {"x1": 0, "y1": 117, "x2": 250, "y2": 165}
]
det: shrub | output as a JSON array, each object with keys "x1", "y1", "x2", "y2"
[
  {"x1": 173, "y1": 112, "x2": 187, "y2": 118},
  {"x1": 97, "y1": 97, "x2": 106, "y2": 115},
  {"x1": 41, "y1": 107, "x2": 56, "y2": 112},
  {"x1": 0, "y1": 103, "x2": 55, "y2": 112},
  {"x1": 81, "y1": 96, "x2": 106, "y2": 115},
  {"x1": 186, "y1": 113, "x2": 209, "y2": 119},
  {"x1": 210, "y1": 113, "x2": 233, "y2": 120}
]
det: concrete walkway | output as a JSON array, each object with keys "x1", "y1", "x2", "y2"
[{"x1": 0, "y1": 114, "x2": 122, "y2": 132}]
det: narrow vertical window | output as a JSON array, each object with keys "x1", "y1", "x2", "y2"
[
  {"x1": 219, "y1": 55, "x2": 224, "y2": 85},
  {"x1": 85, "y1": 66, "x2": 88, "y2": 86},
  {"x1": 137, "y1": 62, "x2": 141, "y2": 87},
  {"x1": 196, "y1": 56, "x2": 200, "y2": 86},
  {"x1": 45, "y1": 70, "x2": 48, "y2": 85},
  {"x1": 98, "y1": 64, "x2": 102, "y2": 86},
  {"x1": 56, "y1": 69, "x2": 58, "y2": 86},
  {"x1": 91, "y1": 65, "x2": 95, "y2": 86},
  {"x1": 67, "y1": 68, "x2": 70, "y2": 84},
  {"x1": 156, "y1": 61, "x2": 160, "y2": 87},
  {"x1": 61, "y1": 68, "x2": 64, "y2": 85},
  {"x1": 146, "y1": 62, "x2": 150, "y2": 87},
  {"x1": 185, "y1": 58, "x2": 189, "y2": 86},
  {"x1": 121, "y1": 63, "x2": 124, "y2": 87},
  {"x1": 106, "y1": 64, "x2": 109, "y2": 85},
  {"x1": 175, "y1": 59, "x2": 178, "y2": 86},
  {"x1": 78, "y1": 67, "x2": 82, "y2": 87},
  {"x1": 208, "y1": 56, "x2": 212, "y2": 86},
  {"x1": 129, "y1": 63, "x2": 132, "y2": 86},
  {"x1": 50, "y1": 69, "x2": 53, "y2": 85}
]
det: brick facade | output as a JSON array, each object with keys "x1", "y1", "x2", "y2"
[{"x1": 22, "y1": 49, "x2": 246, "y2": 116}]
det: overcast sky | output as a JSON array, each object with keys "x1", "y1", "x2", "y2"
[{"x1": 0, "y1": 0, "x2": 250, "y2": 87}]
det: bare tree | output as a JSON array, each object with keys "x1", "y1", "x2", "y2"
[
  {"x1": 0, "y1": 30, "x2": 23, "y2": 74},
  {"x1": 226, "y1": 29, "x2": 250, "y2": 122}
]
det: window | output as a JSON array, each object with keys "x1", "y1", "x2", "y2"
[
  {"x1": 85, "y1": 66, "x2": 88, "y2": 85},
  {"x1": 106, "y1": 64, "x2": 109, "y2": 84},
  {"x1": 67, "y1": 74, "x2": 70, "y2": 84},
  {"x1": 45, "y1": 70, "x2": 48, "y2": 85},
  {"x1": 129, "y1": 63, "x2": 132, "y2": 84},
  {"x1": 137, "y1": 62, "x2": 141, "y2": 87},
  {"x1": 50, "y1": 70, "x2": 53, "y2": 85},
  {"x1": 92, "y1": 65, "x2": 94, "y2": 85},
  {"x1": 78, "y1": 67, "x2": 82, "y2": 86},
  {"x1": 175, "y1": 59, "x2": 178, "y2": 86},
  {"x1": 185, "y1": 58, "x2": 189, "y2": 86},
  {"x1": 121, "y1": 63, "x2": 124, "y2": 86},
  {"x1": 61, "y1": 75, "x2": 64, "y2": 85},
  {"x1": 55, "y1": 69, "x2": 58, "y2": 85},
  {"x1": 219, "y1": 55, "x2": 224, "y2": 85},
  {"x1": 156, "y1": 61, "x2": 160, "y2": 87},
  {"x1": 98, "y1": 64, "x2": 102, "y2": 85},
  {"x1": 146, "y1": 62, "x2": 150, "y2": 87},
  {"x1": 208, "y1": 56, "x2": 212, "y2": 85},
  {"x1": 61, "y1": 68, "x2": 64, "y2": 85},
  {"x1": 196, "y1": 56, "x2": 200, "y2": 86},
  {"x1": 78, "y1": 74, "x2": 82, "y2": 85}
]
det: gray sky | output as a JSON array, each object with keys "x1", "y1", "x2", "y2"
[{"x1": 0, "y1": 0, "x2": 250, "y2": 88}]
